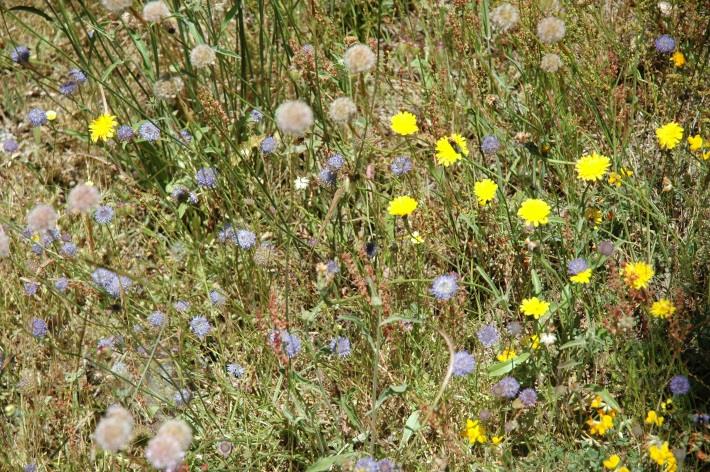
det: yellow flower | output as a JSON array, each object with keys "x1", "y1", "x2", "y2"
[
  {"x1": 520, "y1": 297, "x2": 550, "y2": 319},
  {"x1": 648, "y1": 442, "x2": 677, "y2": 472},
  {"x1": 623, "y1": 262, "x2": 654, "y2": 290},
  {"x1": 89, "y1": 113, "x2": 118, "y2": 143},
  {"x1": 587, "y1": 413, "x2": 614, "y2": 436},
  {"x1": 687, "y1": 135, "x2": 703, "y2": 152},
  {"x1": 656, "y1": 122, "x2": 683, "y2": 150},
  {"x1": 576, "y1": 152, "x2": 611, "y2": 181},
  {"x1": 46, "y1": 110, "x2": 57, "y2": 121},
  {"x1": 703, "y1": 151, "x2": 710, "y2": 161},
  {"x1": 590, "y1": 396, "x2": 604, "y2": 409},
  {"x1": 603, "y1": 454, "x2": 621, "y2": 469},
  {"x1": 387, "y1": 196, "x2": 418, "y2": 217},
  {"x1": 496, "y1": 348, "x2": 517, "y2": 362},
  {"x1": 671, "y1": 51, "x2": 685, "y2": 68},
  {"x1": 474, "y1": 179, "x2": 498, "y2": 206},
  {"x1": 410, "y1": 231, "x2": 424, "y2": 244},
  {"x1": 390, "y1": 111, "x2": 418, "y2": 136},
  {"x1": 608, "y1": 167, "x2": 633, "y2": 187},
  {"x1": 661, "y1": 398, "x2": 673, "y2": 412},
  {"x1": 618, "y1": 467, "x2": 629, "y2": 472},
  {"x1": 570, "y1": 268, "x2": 592, "y2": 284},
  {"x1": 645, "y1": 410, "x2": 664, "y2": 427},
  {"x1": 585, "y1": 207, "x2": 602, "y2": 226},
  {"x1": 435, "y1": 133, "x2": 468, "y2": 166},
  {"x1": 491, "y1": 435, "x2": 503, "y2": 445},
  {"x1": 465, "y1": 419, "x2": 488, "y2": 444},
  {"x1": 649, "y1": 299, "x2": 676, "y2": 319},
  {"x1": 526, "y1": 334, "x2": 540, "y2": 350},
  {"x1": 517, "y1": 198, "x2": 551, "y2": 226}
]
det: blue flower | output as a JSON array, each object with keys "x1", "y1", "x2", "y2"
[
  {"x1": 249, "y1": 108, "x2": 263, "y2": 122},
  {"x1": 91, "y1": 268, "x2": 132, "y2": 297},
  {"x1": 218, "y1": 224, "x2": 236, "y2": 243},
  {"x1": 61, "y1": 242, "x2": 78, "y2": 257},
  {"x1": 98, "y1": 336, "x2": 116, "y2": 350},
  {"x1": 11, "y1": 45, "x2": 30, "y2": 64},
  {"x1": 190, "y1": 316, "x2": 212, "y2": 339},
  {"x1": 480, "y1": 135, "x2": 500, "y2": 154},
  {"x1": 318, "y1": 168, "x2": 337, "y2": 187},
  {"x1": 669, "y1": 375, "x2": 690, "y2": 395},
  {"x1": 3, "y1": 138, "x2": 19, "y2": 153},
  {"x1": 452, "y1": 350, "x2": 476, "y2": 377},
  {"x1": 54, "y1": 277, "x2": 69, "y2": 293},
  {"x1": 260, "y1": 136, "x2": 278, "y2": 154},
  {"x1": 24, "y1": 281, "x2": 39, "y2": 296},
  {"x1": 148, "y1": 311, "x2": 166, "y2": 327},
  {"x1": 477, "y1": 324, "x2": 499, "y2": 348},
  {"x1": 329, "y1": 336, "x2": 351, "y2": 357},
  {"x1": 179, "y1": 129, "x2": 192, "y2": 143},
  {"x1": 567, "y1": 257, "x2": 588, "y2": 275},
  {"x1": 174, "y1": 300, "x2": 190, "y2": 312},
  {"x1": 59, "y1": 81, "x2": 79, "y2": 96},
  {"x1": 138, "y1": 122, "x2": 160, "y2": 142},
  {"x1": 354, "y1": 457, "x2": 379, "y2": 472},
  {"x1": 94, "y1": 205, "x2": 114, "y2": 225},
  {"x1": 116, "y1": 125, "x2": 134, "y2": 142},
  {"x1": 31, "y1": 318, "x2": 48, "y2": 338},
  {"x1": 68, "y1": 68, "x2": 87, "y2": 84},
  {"x1": 209, "y1": 290, "x2": 226, "y2": 306},
  {"x1": 236, "y1": 229, "x2": 256, "y2": 249},
  {"x1": 326, "y1": 153, "x2": 345, "y2": 171},
  {"x1": 377, "y1": 459, "x2": 400, "y2": 472},
  {"x1": 654, "y1": 34, "x2": 676, "y2": 54},
  {"x1": 23, "y1": 464, "x2": 37, "y2": 472},
  {"x1": 174, "y1": 388, "x2": 192, "y2": 406},
  {"x1": 492, "y1": 376, "x2": 520, "y2": 398},
  {"x1": 227, "y1": 363, "x2": 245, "y2": 378},
  {"x1": 195, "y1": 167, "x2": 218, "y2": 188},
  {"x1": 390, "y1": 155, "x2": 413, "y2": 176},
  {"x1": 326, "y1": 259, "x2": 339, "y2": 274},
  {"x1": 430, "y1": 274, "x2": 458, "y2": 301},
  {"x1": 518, "y1": 388, "x2": 537, "y2": 407},
  {"x1": 27, "y1": 108, "x2": 47, "y2": 127},
  {"x1": 270, "y1": 329, "x2": 301, "y2": 358}
]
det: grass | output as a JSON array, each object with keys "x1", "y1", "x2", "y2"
[{"x1": 0, "y1": 0, "x2": 709, "y2": 470}]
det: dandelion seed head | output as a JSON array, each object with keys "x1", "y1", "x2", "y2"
[
  {"x1": 94, "y1": 405, "x2": 134, "y2": 452},
  {"x1": 490, "y1": 3, "x2": 520, "y2": 32},
  {"x1": 537, "y1": 16, "x2": 566, "y2": 44},
  {"x1": 217, "y1": 440, "x2": 233, "y2": 457},
  {"x1": 190, "y1": 44, "x2": 217, "y2": 69},
  {"x1": 274, "y1": 100, "x2": 314, "y2": 136},
  {"x1": 27, "y1": 204, "x2": 58, "y2": 232},
  {"x1": 101, "y1": 0, "x2": 133, "y2": 12},
  {"x1": 157, "y1": 419, "x2": 192, "y2": 450},
  {"x1": 153, "y1": 77, "x2": 184, "y2": 100},
  {"x1": 452, "y1": 350, "x2": 476, "y2": 376},
  {"x1": 540, "y1": 53, "x2": 563, "y2": 72},
  {"x1": 328, "y1": 97, "x2": 357, "y2": 123},
  {"x1": 68, "y1": 184, "x2": 101, "y2": 214},
  {"x1": 343, "y1": 44, "x2": 377, "y2": 74},
  {"x1": 145, "y1": 432, "x2": 185, "y2": 470},
  {"x1": 143, "y1": 1, "x2": 171, "y2": 22}
]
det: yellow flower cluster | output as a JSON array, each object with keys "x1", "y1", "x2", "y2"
[
  {"x1": 648, "y1": 441, "x2": 677, "y2": 472},
  {"x1": 608, "y1": 167, "x2": 633, "y2": 186},
  {"x1": 465, "y1": 419, "x2": 487, "y2": 444},
  {"x1": 602, "y1": 454, "x2": 629, "y2": 472},
  {"x1": 586, "y1": 395, "x2": 616, "y2": 436},
  {"x1": 645, "y1": 409, "x2": 664, "y2": 427},
  {"x1": 496, "y1": 348, "x2": 517, "y2": 362}
]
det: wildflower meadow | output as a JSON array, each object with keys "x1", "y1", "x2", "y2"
[{"x1": 1, "y1": 0, "x2": 709, "y2": 470}]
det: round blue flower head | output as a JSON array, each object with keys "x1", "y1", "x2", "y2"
[
  {"x1": 148, "y1": 311, "x2": 166, "y2": 327},
  {"x1": 54, "y1": 277, "x2": 69, "y2": 293},
  {"x1": 61, "y1": 242, "x2": 78, "y2": 257},
  {"x1": 452, "y1": 350, "x2": 476, "y2": 377},
  {"x1": 31, "y1": 243, "x2": 43, "y2": 255},
  {"x1": 236, "y1": 229, "x2": 257, "y2": 249},
  {"x1": 390, "y1": 155, "x2": 413, "y2": 176},
  {"x1": 190, "y1": 316, "x2": 212, "y2": 339},
  {"x1": 23, "y1": 464, "x2": 37, "y2": 472},
  {"x1": 518, "y1": 388, "x2": 537, "y2": 407},
  {"x1": 326, "y1": 259, "x2": 340, "y2": 274},
  {"x1": 218, "y1": 224, "x2": 236, "y2": 243},
  {"x1": 174, "y1": 300, "x2": 190, "y2": 312},
  {"x1": 477, "y1": 324, "x2": 500, "y2": 348},
  {"x1": 139, "y1": 122, "x2": 160, "y2": 142},
  {"x1": 227, "y1": 363, "x2": 245, "y2": 378},
  {"x1": 24, "y1": 281, "x2": 39, "y2": 296},
  {"x1": 31, "y1": 317, "x2": 48, "y2": 338},
  {"x1": 179, "y1": 129, "x2": 192, "y2": 143},
  {"x1": 270, "y1": 329, "x2": 301, "y2": 358},
  {"x1": 195, "y1": 167, "x2": 218, "y2": 188},
  {"x1": 27, "y1": 108, "x2": 47, "y2": 127},
  {"x1": 377, "y1": 459, "x2": 401, "y2": 472},
  {"x1": 492, "y1": 376, "x2": 520, "y2": 398},
  {"x1": 249, "y1": 108, "x2": 263, "y2": 122},
  {"x1": 354, "y1": 457, "x2": 379, "y2": 472},
  {"x1": 669, "y1": 375, "x2": 690, "y2": 395},
  {"x1": 59, "y1": 81, "x2": 78, "y2": 96},
  {"x1": 11, "y1": 45, "x2": 30, "y2": 64},
  {"x1": 91, "y1": 268, "x2": 132, "y2": 298},
  {"x1": 209, "y1": 290, "x2": 226, "y2": 306},
  {"x1": 97, "y1": 336, "x2": 116, "y2": 350},
  {"x1": 567, "y1": 257, "x2": 588, "y2": 275},
  {"x1": 3, "y1": 138, "x2": 19, "y2": 153},
  {"x1": 174, "y1": 388, "x2": 192, "y2": 406},
  {"x1": 430, "y1": 273, "x2": 459, "y2": 301},
  {"x1": 318, "y1": 168, "x2": 337, "y2": 187},
  {"x1": 480, "y1": 135, "x2": 501, "y2": 154},
  {"x1": 68, "y1": 68, "x2": 87, "y2": 84},
  {"x1": 94, "y1": 205, "x2": 114, "y2": 225},
  {"x1": 326, "y1": 153, "x2": 345, "y2": 171},
  {"x1": 329, "y1": 336, "x2": 351, "y2": 357},
  {"x1": 188, "y1": 192, "x2": 199, "y2": 204},
  {"x1": 654, "y1": 34, "x2": 676, "y2": 54},
  {"x1": 116, "y1": 125, "x2": 134, "y2": 142},
  {"x1": 260, "y1": 136, "x2": 278, "y2": 154}
]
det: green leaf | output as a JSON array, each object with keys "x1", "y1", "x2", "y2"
[
  {"x1": 306, "y1": 453, "x2": 358, "y2": 472},
  {"x1": 559, "y1": 337, "x2": 586, "y2": 350},
  {"x1": 486, "y1": 352, "x2": 531, "y2": 377},
  {"x1": 399, "y1": 410, "x2": 421, "y2": 448},
  {"x1": 370, "y1": 384, "x2": 408, "y2": 413},
  {"x1": 531, "y1": 269, "x2": 542, "y2": 293},
  {"x1": 8, "y1": 6, "x2": 53, "y2": 23}
]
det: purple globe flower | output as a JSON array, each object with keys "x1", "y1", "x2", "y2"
[
  {"x1": 518, "y1": 388, "x2": 538, "y2": 407},
  {"x1": 326, "y1": 153, "x2": 345, "y2": 171},
  {"x1": 190, "y1": 316, "x2": 212, "y2": 339},
  {"x1": 269, "y1": 329, "x2": 301, "y2": 358},
  {"x1": 249, "y1": 108, "x2": 263, "y2": 122},
  {"x1": 390, "y1": 156, "x2": 413, "y2": 176},
  {"x1": 430, "y1": 273, "x2": 459, "y2": 301},
  {"x1": 209, "y1": 290, "x2": 226, "y2": 306},
  {"x1": 59, "y1": 81, "x2": 79, "y2": 96},
  {"x1": 452, "y1": 350, "x2": 476, "y2": 377},
  {"x1": 148, "y1": 311, "x2": 166, "y2": 327},
  {"x1": 480, "y1": 135, "x2": 501, "y2": 154},
  {"x1": 227, "y1": 362, "x2": 245, "y2": 378},
  {"x1": 91, "y1": 268, "x2": 132, "y2": 298},
  {"x1": 218, "y1": 224, "x2": 236, "y2": 243},
  {"x1": 567, "y1": 257, "x2": 588, "y2": 275},
  {"x1": 174, "y1": 300, "x2": 190, "y2": 312},
  {"x1": 11, "y1": 45, "x2": 30, "y2": 64},
  {"x1": 94, "y1": 205, "x2": 114, "y2": 225},
  {"x1": 3, "y1": 138, "x2": 19, "y2": 153},
  {"x1": 179, "y1": 129, "x2": 192, "y2": 143},
  {"x1": 377, "y1": 459, "x2": 400, "y2": 472},
  {"x1": 260, "y1": 136, "x2": 277, "y2": 154},
  {"x1": 195, "y1": 167, "x2": 218, "y2": 188},
  {"x1": 174, "y1": 388, "x2": 192, "y2": 406},
  {"x1": 329, "y1": 336, "x2": 351, "y2": 357},
  {"x1": 654, "y1": 34, "x2": 676, "y2": 54},
  {"x1": 139, "y1": 122, "x2": 160, "y2": 142},
  {"x1": 492, "y1": 376, "x2": 520, "y2": 398},
  {"x1": 326, "y1": 259, "x2": 339, "y2": 274},
  {"x1": 68, "y1": 68, "x2": 87, "y2": 84},
  {"x1": 116, "y1": 125, "x2": 134, "y2": 142},
  {"x1": 354, "y1": 457, "x2": 378, "y2": 472},
  {"x1": 61, "y1": 242, "x2": 78, "y2": 257},
  {"x1": 23, "y1": 464, "x2": 37, "y2": 472},
  {"x1": 477, "y1": 324, "x2": 499, "y2": 348},
  {"x1": 669, "y1": 375, "x2": 690, "y2": 395},
  {"x1": 318, "y1": 168, "x2": 337, "y2": 187},
  {"x1": 24, "y1": 281, "x2": 39, "y2": 296},
  {"x1": 235, "y1": 229, "x2": 256, "y2": 249},
  {"x1": 54, "y1": 277, "x2": 69, "y2": 293},
  {"x1": 598, "y1": 240, "x2": 614, "y2": 256},
  {"x1": 31, "y1": 317, "x2": 48, "y2": 338},
  {"x1": 27, "y1": 108, "x2": 47, "y2": 127}
]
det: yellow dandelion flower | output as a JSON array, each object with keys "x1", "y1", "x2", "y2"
[
  {"x1": 570, "y1": 268, "x2": 592, "y2": 284},
  {"x1": 645, "y1": 410, "x2": 664, "y2": 427},
  {"x1": 656, "y1": 122, "x2": 683, "y2": 150},
  {"x1": 496, "y1": 348, "x2": 517, "y2": 362},
  {"x1": 474, "y1": 179, "x2": 498, "y2": 206},
  {"x1": 390, "y1": 111, "x2": 418, "y2": 136},
  {"x1": 491, "y1": 435, "x2": 503, "y2": 445},
  {"x1": 520, "y1": 297, "x2": 550, "y2": 319},
  {"x1": 89, "y1": 113, "x2": 118, "y2": 143},
  {"x1": 387, "y1": 195, "x2": 418, "y2": 217},
  {"x1": 603, "y1": 454, "x2": 621, "y2": 470},
  {"x1": 649, "y1": 299, "x2": 676, "y2": 319},
  {"x1": 46, "y1": 110, "x2": 57, "y2": 121},
  {"x1": 576, "y1": 152, "x2": 611, "y2": 181},
  {"x1": 585, "y1": 207, "x2": 602, "y2": 226},
  {"x1": 687, "y1": 135, "x2": 703, "y2": 152},
  {"x1": 435, "y1": 133, "x2": 468, "y2": 166},
  {"x1": 623, "y1": 262, "x2": 654, "y2": 290},
  {"x1": 465, "y1": 419, "x2": 488, "y2": 444},
  {"x1": 671, "y1": 51, "x2": 685, "y2": 68},
  {"x1": 517, "y1": 198, "x2": 551, "y2": 226}
]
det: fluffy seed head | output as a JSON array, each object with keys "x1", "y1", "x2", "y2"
[
  {"x1": 540, "y1": 53, "x2": 563, "y2": 72},
  {"x1": 274, "y1": 100, "x2": 314, "y2": 136},
  {"x1": 67, "y1": 183, "x2": 101, "y2": 214},
  {"x1": 101, "y1": 0, "x2": 133, "y2": 12},
  {"x1": 27, "y1": 204, "x2": 58, "y2": 232},
  {"x1": 190, "y1": 44, "x2": 217, "y2": 69},
  {"x1": 157, "y1": 419, "x2": 192, "y2": 450},
  {"x1": 145, "y1": 433, "x2": 185, "y2": 470},
  {"x1": 343, "y1": 44, "x2": 376, "y2": 74},
  {"x1": 537, "y1": 16, "x2": 566, "y2": 44},
  {"x1": 328, "y1": 97, "x2": 357, "y2": 123},
  {"x1": 94, "y1": 405, "x2": 134, "y2": 452},
  {"x1": 153, "y1": 77, "x2": 184, "y2": 101},
  {"x1": 490, "y1": 3, "x2": 520, "y2": 32},
  {"x1": 143, "y1": 1, "x2": 171, "y2": 22}
]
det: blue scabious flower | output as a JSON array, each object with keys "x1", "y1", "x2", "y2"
[
  {"x1": 179, "y1": 129, "x2": 192, "y2": 143},
  {"x1": 23, "y1": 464, "x2": 37, "y2": 472},
  {"x1": 31, "y1": 243, "x2": 43, "y2": 255},
  {"x1": 116, "y1": 125, "x2": 134, "y2": 142},
  {"x1": 481, "y1": 135, "x2": 501, "y2": 154},
  {"x1": 492, "y1": 376, "x2": 520, "y2": 398},
  {"x1": 170, "y1": 186, "x2": 189, "y2": 202},
  {"x1": 390, "y1": 155, "x2": 413, "y2": 176},
  {"x1": 353, "y1": 457, "x2": 379, "y2": 472},
  {"x1": 654, "y1": 34, "x2": 676, "y2": 53},
  {"x1": 3, "y1": 138, "x2": 19, "y2": 153},
  {"x1": 98, "y1": 336, "x2": 115, "y2": 350},
  {"x1": 669, "y1": 375, "x2": 690, "y2": 395},
  {"x1": 24, "y1": 281, "x2": 39, "y2": 296},
  {"x1": 209, "y1": 290, "x2": 226, "y2": 306},
  {"x1": 195, "y1": 167, "x2": 218, "y2": 188},
  {"x1": 236, "y1": 229, "x2": 256, "y2": 249},
  {"x1": 11, "y1": 45, "x2": 30, "y2": 64},
  {"x1": 31, "y1": 317, "x2": 48, "y2": 338},
  {"x1": 54, "y1": 277, "x2": 69, "y2": 293},
  {"x1": 61, "y1": 242, "x2": 78, "y2": 257},
  {"x1": 326, "y1": 259, "x2": 339, "y2": 274},
  {"x1": 218, "y1": 224, "x2": 236, "y2": 243},
  {"x1": 174, "y1": 388, "x2": 192, "y2": 406},
  {"x1": 27, "y1": 108, "x2": 47, "y2": 127},
  {"x1": 329, "y1": 336, "x2": 351, "y2": 357},
  {"x1": 452, "y1": 350, "x2": 476, "y2": 376},
  {"x1": 518, "y1": 388, "x2": 537, "y2": 407},
  {"x1": 270, "y1": 329, "x2": 301, "y2": 358},
  {"x1": 94, "y1": 205, "x2": 114, "y2": 225},
  {"x1": 190, "y1": 316, "x2": 212, "y2": 339},
  {"x1": 249, "y1": 108, "x2": 263, "y2": 122},
  {"x1": 477, "y1": 324, "x2": 500, "y2": 348},
  {"x1": 59, "y1": 81, "x2": 79, "y2": 96},
  {"x1": 91, "y1": 268, "x2": 132, "y2": 297},
  {"x1": 326, "y1": 153, "x2": 345, "y2": 171},
  {"x1": 318, "y1": 168, "x2": 336, "y2": 187},
  {"x1": 68, "y1": 68, "x2": 87, "y2": 84},
  {"x1": 430, "y1": 274, "x2": 458, "y2": 301},
  {"x1": 139, "y1": 122, "x2": 160, "y2": 141},
  {"x1": 567, "y1": 257, "x2": 588, "y2": 275},
  {"x1": 188, "y1": 192, "x2": 199, "y2": 204},
  {"x1": 227, "y1": 363, "x2": 245, "y2": 378},
  {"x1": 174, "y1": 300, "x2": 190, "y2": 312},
  {"x1": 148, "y1": 311, "x2": 166, "y2": 327},
  {"x1": 260, "y1": 136, "x2": 277, "y2": 154},
  {"x1": 377, "y1": 459, "x2": 400, "y2": 472}
]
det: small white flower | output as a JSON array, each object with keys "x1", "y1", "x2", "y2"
[
  {"x1": 540, "y1": 332, "x2": 557, "y2": 346},
  {"x1": 657, "y1": 1, "x2": 672, "y2": 16},
  {"x1": 294, "y1": 176, "x2": 310, "y2": 190}
]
